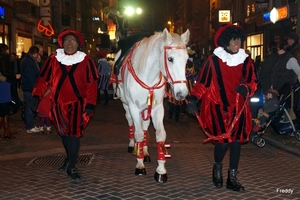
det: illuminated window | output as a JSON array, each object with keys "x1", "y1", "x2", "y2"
[
  {"x1": 251, "y1": 4, "x2": 255, "y2": 13},
  {"x1": 246, "y1": 33, "x2": 263, "y2": 60},
  {"x1": 247, "y1": 5, "x2": 250, "y2": 17}
]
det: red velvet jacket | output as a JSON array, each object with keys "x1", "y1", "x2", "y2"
[{"x1": 192, "y1": 51, "x2": 257, "y2": 143}]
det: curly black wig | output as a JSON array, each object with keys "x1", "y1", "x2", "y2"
[{"x1": 214, "y1": 24, "x2": 246, "y2": 48}]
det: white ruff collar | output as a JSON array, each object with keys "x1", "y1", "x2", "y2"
[
  {"x1": 213, "y1": 47, "x2": 248, "y2": 67},
  {"x1": 55, "y1": 48, "x2": 86, "y2": 65}
]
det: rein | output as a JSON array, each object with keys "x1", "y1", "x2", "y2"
[
  {"x1": 197, "y1": 85, "x2": 250, "y2": 143},
  {"x1": 123, "y1": 41, "x2": 187, "y2": 120}
]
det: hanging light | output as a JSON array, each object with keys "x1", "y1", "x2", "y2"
[{"x1": 270, "y1": 7, "x2": 278, "y2": 24}]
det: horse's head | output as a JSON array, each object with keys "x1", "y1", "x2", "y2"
[{"x1": 161, "y1": 28, "x2": 190, "y2": 101}]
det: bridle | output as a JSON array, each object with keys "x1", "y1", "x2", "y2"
[{"x1": 163, "y1": 46, "x2": 187, "y2": 85}]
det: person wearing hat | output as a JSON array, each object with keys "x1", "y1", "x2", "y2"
[
  {"x1": 185, "y1": 24, "x2": 258, "y2": 192},
  {"x1": 252, "y1": 89, "x2": 279, "y2": 132},
  {"x1": 95, "y1": 47, "x2": 112, "y2": 105},
  {"x1": 31, "y1": 29, "x2": 99, "y2": 181}
]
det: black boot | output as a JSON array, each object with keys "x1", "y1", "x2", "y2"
[
  {"x1": 58, "y1": 159, "x2": 69, "y2": 172},
  {"x1": 212, "y1": 163, "x2": 223, "y2": 188},
  {"x1": 226, "y1": 169, "x2": 245, "y2": 192},
  {"x1": 67, "y1": 167, "x2": 81, "y2": 181}
]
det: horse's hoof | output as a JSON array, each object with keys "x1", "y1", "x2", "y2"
[
  {"x1": 144, "y1": 155, "x2": 151, "y2": 163},
  {"x1": 154, "y1": 172, "x2": 168, "y2": 183},
  {"x1": 127, "y1": 146, "x2": 134, "y2": 153},
  {"x1": 135, "y1": 168, "x2": 147, "y2": 175}
]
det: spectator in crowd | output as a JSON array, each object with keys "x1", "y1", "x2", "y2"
[
  {"x1": 258, "y1": 41, "x2": 278, "y2": 93},
  {"x1": 271, "y1": 42, "x2": 300, "y2": 91},
  {"x1": 31, "y1": 29, "x2": 99, "y2": 181},
  {"x1": 286, "y1": 32, "x2": 300, "y2": 64},
  {"x1": 0, "y1": 44, "x2": 16, "y2": 140},
  {"x1": 271, "y1": 42, "x2": 300, "y2": 119},
  {"x1": 35, "y1": 44, "x2": 48, "y2": 68},
  {"x1": 253, "y1": 89, "x2": 280, "y2": 131},
  {"x1": 286, "y1": 32, "x2": 300, "y2": 118},
  {"x1": 96, "y1": 50, "x2": 111, "y2": 105},
  {"x1": 20, "y1": 46, "x2": 41, "y2": 133},
  {"x1": 10, "y1": 52, "x2": 21, "y2": 88},
  {"x1": 36, "y1": 87, "x2": 52, "y2": 134}
]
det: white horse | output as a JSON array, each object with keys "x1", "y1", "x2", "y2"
[{"x1": 115, "y1": 28, "x2": 190, "y2": 183}]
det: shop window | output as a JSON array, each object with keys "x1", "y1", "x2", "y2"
[
  {"x1": 0, "y1": 24, "x2": 9, "y2": 45},
  {"x1": 16, "y1": 36, "x2": 32, "y2": 58},
  {"x1": 246, "y1": 33, "x2": 263, "y2": 61}
]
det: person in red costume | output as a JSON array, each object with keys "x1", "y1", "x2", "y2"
[
  {"x1": 186, "y1": 24, "x2": 258, "y2": 192},
  {"x1": 31, "y1": 29, "x2": 99, "y2": 181}
]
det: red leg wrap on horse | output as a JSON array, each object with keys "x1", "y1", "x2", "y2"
[
  {"x1": 128, "y1": 125, "x2": 134, "y2": 139},
  {"x1": 136, "y1": 142, "x2": 144, "y2": 159},
  {"x1": 157, "y1": 141, "x2": 166, "y2": 160},
  {"x1": 143, "y1": 130, "x2": 147, "y2": 146}
]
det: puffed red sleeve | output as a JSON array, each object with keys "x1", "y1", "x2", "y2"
[
  {"x1": 242, "y1": 58, "x2": 258, "y2": 97},
  {"x1": 85, "y1": 56, "x2": 99, "y2": 106},
  {"x1": 191, "y1": 57, "x2": 213, "y2": 98},
  {"x1": 32, "y1": 56, "x2": 53, "y2": 98}
]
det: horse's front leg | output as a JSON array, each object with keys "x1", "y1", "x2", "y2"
[
  {"x1": 142, "y1": 118, "x2": 151, "y2": 163},
  {"x1": 130, "y1": 107, "x2": 148, "y2": 175},
  {"x1": 151, "y1": 102, "x2": 168, "y2": 183}
]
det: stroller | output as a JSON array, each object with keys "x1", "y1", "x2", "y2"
[{"x1": 251, "y1": 83, "x2": 300, "y2": 147}]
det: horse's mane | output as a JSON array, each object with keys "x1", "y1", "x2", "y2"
[
  {"x1": 134, "y1": 32, "x2": 162, "y2": 73},
  {"x1": 133, "y1": 31, "x2": 185, "y2": 73}
]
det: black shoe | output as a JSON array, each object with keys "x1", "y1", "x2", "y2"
[
  {"x1": 58, "y1": 159, "x2": 69, "y2": 172},
  {"x1": 67, "y1": 168, "x2": 81, "y2": 181},
  {"x1": 213, "y1": 163, "x2": 223, "y2": 188}
]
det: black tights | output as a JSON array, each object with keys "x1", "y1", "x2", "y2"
[
  {"x1": 61, "y1": 136, "x2": 80, "y2": 169},
  {"x1": 214, "y1": 141, "x2": 241, "y2": 169}
]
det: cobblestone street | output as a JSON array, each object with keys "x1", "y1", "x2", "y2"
[{"x1": 0, "y1": 100, "x2": 299, "y2": 199}]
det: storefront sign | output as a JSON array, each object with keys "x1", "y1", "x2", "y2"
[
  {"x1": 0, "y1": 6, "x2": 4, "y2": 19},
  {"x1": 263, "y1": 6, "x2": 289, "y2": 24},
  {"x1": 256, "y1": 0, "x2": 269, "y2": 12},
  {"x1": 219, "y1": 10, "x2": 230, "y2": 22},
  {"x1": 92, "y1": 16, "x2": 100, "y2": 21},
  {"x1": 37, "y1": 0, "x2": 54, "y2": 37}
]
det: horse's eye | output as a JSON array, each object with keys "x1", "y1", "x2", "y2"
[{"x1": 168, "y1": 57, "x2": 173, "y2": 62}]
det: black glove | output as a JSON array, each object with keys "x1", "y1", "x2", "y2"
[
  {"x1": 235, "y1": 85, "x2": 248, "y2": 97},
  {"x1": 30, "y1": 95, "x2": 39, "y2": 113},
  {"x1": 185, "y1": 95, "x2": 199, "y2": 116},
  {"x1": 84, "y1": 104, "x2": 95, "y2": 116}
]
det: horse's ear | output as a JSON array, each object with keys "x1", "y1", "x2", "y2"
[
  {"x1": 181, "y1": 29, "x2": 190, "y2": 44},
  {"x1": 162, "y1": 28, "x2": 173, "y2": 44}
]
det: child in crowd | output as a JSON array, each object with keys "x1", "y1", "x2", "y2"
[
  {"x1": 37, "y1": 88, "x2": 52, "y2": 134},
  {"x1": 253, "y1": 89, "x2": 280, "y2": 131}
]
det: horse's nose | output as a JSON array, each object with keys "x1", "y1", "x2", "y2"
[{"x1": 176, "y1": 90, "x2": 188, "y2": 101}]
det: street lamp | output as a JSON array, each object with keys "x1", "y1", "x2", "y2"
[{"x1": 124, "y1": 6, "x2": 143, "y2": 16}]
